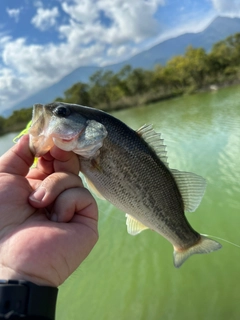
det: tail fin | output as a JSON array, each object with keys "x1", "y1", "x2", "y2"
[{"x1": 173, "y1": 235, "x2": 222, "y2": 268}]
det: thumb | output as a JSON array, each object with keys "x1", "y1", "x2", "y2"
[{"x1": 0, "y1": 134, "x2": 34, "y2": 176}]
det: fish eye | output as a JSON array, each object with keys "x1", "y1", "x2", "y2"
[{"x1": 53, "y1": 106, "x2": 71, "y2": 118}]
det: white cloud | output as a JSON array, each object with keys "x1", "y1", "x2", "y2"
[
  {"x1": 61, "y1": 0, "x2": 99, "y2": 24},
  {"x1": 31, "y1": 7, "x2": 59, "y2": 31},
  {"x1": 0, "y1": 34, "x2": 107, "y2": 110},
  {"x1": 0, "y1": 68, "x2": 26, "y2": 102},
  {"x1": 211, "y1": 0, "x2": 240, "y2": 17},
  {"x1": 3, "y1": 0, "x2": 220, "y2": 114},
  {"x1": 61, "y1": 0, "x2": 164, "y2": 45},
  {"x1": 6, "y1": 7, "x2": 22, "y2": 22}
]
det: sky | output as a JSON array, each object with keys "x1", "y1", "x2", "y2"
[{"x1": 0, "y1": 0, "x2": 240, "y2": 115}]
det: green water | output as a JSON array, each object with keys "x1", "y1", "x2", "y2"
[{"x1": 1, "y1": 85, "x2": 240, "y2": 319}]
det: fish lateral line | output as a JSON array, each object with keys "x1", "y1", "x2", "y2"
[{"x1": 201, "y1": 233, "x2": 240, "y2": 249}]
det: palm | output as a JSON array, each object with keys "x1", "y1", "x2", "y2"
[{"x1": 0, "y1": 136, "x2": 98, "y2": 287}]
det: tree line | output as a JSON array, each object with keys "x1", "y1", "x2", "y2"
[
  {"x1": 0, "y1": 108, "x2": 32, "y2": 136},
  {"x1": 1, "y1": 32, "x2": 240, "y2": 135},
  {"x1": 55, "y1": 32, "x2": 240, "y2": 110}
]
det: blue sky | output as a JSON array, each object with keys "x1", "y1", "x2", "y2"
[{"x1": 0, "y1": 0, "x2": 239, "y2": 114}]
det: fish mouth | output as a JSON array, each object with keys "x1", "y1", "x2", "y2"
[
  {"x1": 29, "y1": 103, "x2": 85, "y2": 156},
  {"x1": 29, "y1": 102, "x2": 108, "y2": 159},
  {"x1": 29, "y1": 104, "x2": 49, "y2": 156},
  {"x1": 61, "y1": 137, "x2": 74, "y2": 142},
  {"x1": 52, "y1": 130, "x2": 84, "y2": 152}
]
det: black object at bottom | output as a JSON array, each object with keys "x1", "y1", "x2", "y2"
[{"x1": 0, "y1": 280, "x2": 58, "y2": 320}]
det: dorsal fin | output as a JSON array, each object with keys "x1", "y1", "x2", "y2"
[
  {"x1": 171, "y1": 169, "x2": 207, "y2": 212},
  {"x1": 137, "y1": 124, "x2": 168, "y2": 166},
  {"x1": 137, "y1": 124, "x2": 206, "y2": 212}
]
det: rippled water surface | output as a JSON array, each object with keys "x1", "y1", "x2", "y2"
[{"x1": 1, "y1": 85, "x2": 240, "y2": 320}]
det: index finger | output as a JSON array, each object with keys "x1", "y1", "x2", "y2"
[
  {"x1": 27, "y1": 146, "x2": 80, "y2": 181},
  {"x1": 50, "y1": 146, "x2": 80, "y2": 175},
  {"x1": 0, "y1": 135, "x2": 33, "y2": 176}
]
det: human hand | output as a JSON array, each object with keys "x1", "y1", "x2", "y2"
[{"x1": 0, "y1": 134, "x2": 98, "y2": 287}]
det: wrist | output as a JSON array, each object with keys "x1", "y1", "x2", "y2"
[
  {"x1": 0, "y1": 265, "x2": 56, "y2": 287},
  {"x1": 0, "y1": 280, "x2": 58, "y2": 320}
]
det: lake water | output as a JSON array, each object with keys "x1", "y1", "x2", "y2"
[{"x1": 1, "y1": 85, "x2": 240, "y2": 320}]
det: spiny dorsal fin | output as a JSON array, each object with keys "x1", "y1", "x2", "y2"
[
  {"x1": 171, "y1": 169, "x2": 207, "y2": 212},
  {"x1": 126, "y1": 214, "x2": 149, "y2": 235},
  {"x1": 137, "y1": 124, "x2": 168, "y2": 166}
]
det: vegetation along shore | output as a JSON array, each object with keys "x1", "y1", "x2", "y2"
[{"x1": 1, "y1": 32, "x2": 240, "y2": 136}]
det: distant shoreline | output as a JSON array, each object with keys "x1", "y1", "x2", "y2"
[
  {"x1": 1, "y1": 79, "x2": 240, "y2": 139},
  {"x1": 2, "y1": 32, "x2": 240, "y2": 137}
]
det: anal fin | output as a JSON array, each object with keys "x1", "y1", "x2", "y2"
[{"x1": 126, "y1": 214, "x2": 149, "y2": 235}]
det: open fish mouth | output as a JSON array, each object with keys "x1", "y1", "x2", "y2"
[
  {"x1": 29, "y1": 104, "x2": 52, "y2": 156},
  {"x1": 29, "y1": 103, "x2": 108, "y2": 158},
  {"x1": 28, "y1": 103, "x2": 82, "y2": 156}
]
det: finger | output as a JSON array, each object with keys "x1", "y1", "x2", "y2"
[
  {"x1": 29, "y1": 172, "x2": 84, "y2": 207},
  {"x1": 50, "y1": 187, "x2": 98, "y2": 224},
  {"x1": 0, "y1": 135, "x2": 33, "y2": 176},
  {"x1": 27, "y1": 148, "x2": 80, "y2": 181},
  {"x1": 50, "y1": 147, "x2": 80, "y2": 175},
  {"x1": 48, "y1": 188, "x2": 99, "y2": 281},
  {"x1": 27, "y1": 153, "x2": 54, "y2": 181}
]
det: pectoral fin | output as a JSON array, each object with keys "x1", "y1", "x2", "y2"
[{"x1": 126, "y1": 214, "x2": 149, "y2": 235}]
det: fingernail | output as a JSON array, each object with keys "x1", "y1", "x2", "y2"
[
  {"x1": 50, "y1": 213, "x2": 58, "y2": 222},
  {"x1": 29, "y1": 187, "x2": 46, "y2": 202}
]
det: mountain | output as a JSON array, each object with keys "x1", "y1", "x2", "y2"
[
  {"x1": 125, "y1": 16, "x2": 240, "y2": 69},
  {"x1": 4, "y1": 16, "x2": 240, "y2": 117}
]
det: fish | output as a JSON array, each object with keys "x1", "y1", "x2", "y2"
[{"x1": 29, "y1": 102, "x2": 222, "y2": 268}]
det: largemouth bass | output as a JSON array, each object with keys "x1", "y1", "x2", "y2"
[{"x1": 29, "y1": 102, "x2": 221, "y2": 267}]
